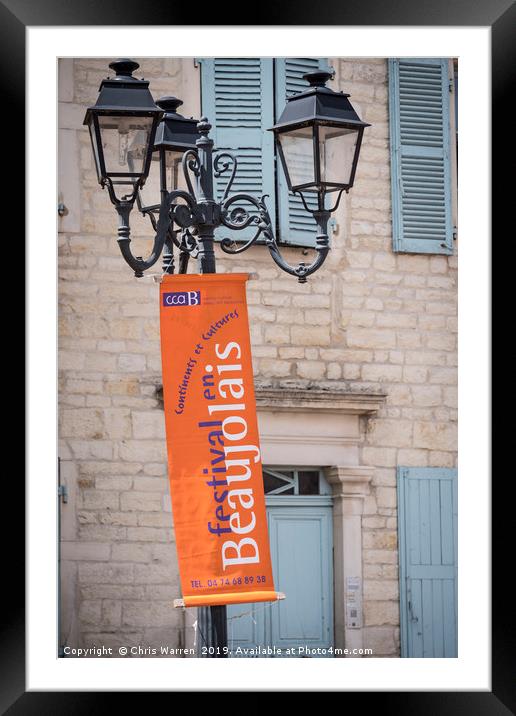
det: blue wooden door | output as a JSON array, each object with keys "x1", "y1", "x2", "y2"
[
  {"x1": 398, "y1": 467, "x2": 458, "y2": 657},
  {"x1": 227, "y1": 494, "x2": 334, "y2": 657}
]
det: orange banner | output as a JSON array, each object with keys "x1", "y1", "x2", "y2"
[{"x1": 159, "y1": 273, "x2": 277, "y2": 607}]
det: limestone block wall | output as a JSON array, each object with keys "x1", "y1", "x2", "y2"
[
  {"x1": 58, "y1": 58, "x2": 195, "y2": 655},
  {"x1": 58, "y1": 57, "x2": 457, "y2": 658}
]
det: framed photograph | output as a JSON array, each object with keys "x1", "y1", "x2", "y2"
[{"x1": 12, "y1": 0, "x2": 508, "y2": 707}]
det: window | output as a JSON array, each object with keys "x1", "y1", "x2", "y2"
[
  {"x1": 199, "y1": 57, "x2": 333, "y2": 248},
  {"x1": 262, "y1": 467, "x2": 331, "y2": 496},
  {"x1": 389, "y1": 58, "x2": 455, "y2": 255}
]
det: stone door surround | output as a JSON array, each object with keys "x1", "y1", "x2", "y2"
[{"x1": 256, "y1": 382, "x2": 385, "y2": 656}]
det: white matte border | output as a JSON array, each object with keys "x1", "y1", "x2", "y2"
[{"x1": 28, "y1": 26, "x2": 490, "y2": 691}]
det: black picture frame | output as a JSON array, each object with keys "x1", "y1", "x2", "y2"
[{"x1": 12, "y1": 0, "x2": 509, "y2": 708}]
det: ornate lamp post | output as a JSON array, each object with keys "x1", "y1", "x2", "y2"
[
  {"x1": 85, "y1": 60, "x2": 369, "y2": 283},
  {"x1": 84, "y1": 59, "x2": 369, "y2": 656}
]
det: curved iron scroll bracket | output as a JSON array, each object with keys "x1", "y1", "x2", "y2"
[
  {"x1": 181, "y1": 150, "x2": 201, "y2": 200},
  {"x1": 111, "y1": 157, "x2": 335, "y2": 281},
  {"x1": 219, "y1": 193, "x2": 331, "y2": 283},
  {"x1": 115, "y1": 189, "x2": 198, "y2": 277},
  {"x1": 214, "y1": 152, "x2": 237, "y2": 202}
]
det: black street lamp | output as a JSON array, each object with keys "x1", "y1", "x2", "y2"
[
  {"x1": 83, "y1": 58, "x2": 370, "y2": 658},
  {"x1": 84, "y1": 59, "x2": 163, "y2": 204},
  {"x1": 271, "y1": 69, "x2": 370, "y2": 195},
  {"x1": 133, "y1": 96, "x2": 201, "y2": 275},
  {"x1": 84, "y1": 60, "x2": 369, "y2": 282},
  {"x1": 137, "y1": 96, "x2": 200, "y2": 216}
]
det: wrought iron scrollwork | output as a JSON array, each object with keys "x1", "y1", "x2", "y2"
[
  {"x1": 115, "y1": 189, "x2": 198, "y2": 278},
  {"x1": 181, "y1": 149, "x2": 201, "y2": 199},
  {"x1": 218, "y1": 193, "x2": 331, "y2": 283},
  {"x1": 219, "y1": 193, "x2": 264, "y2": 255},
  {"x1": 111, "y1": 117, "x2": 334, "y2": 281},
  {"x1": 217, "y1": 194, "x2": 257, "y2": 249},
  {"x1": 214, "y1": 152, "x2": 237, "y2": 201}
]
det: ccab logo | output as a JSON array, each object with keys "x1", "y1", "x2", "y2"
[{"x1": 163, "y1": 291, "x2": 201, "y2": 307}]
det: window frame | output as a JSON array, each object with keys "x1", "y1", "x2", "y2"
[{"x1": 262, "y1": 466, "x2": 332, "y2": 496}]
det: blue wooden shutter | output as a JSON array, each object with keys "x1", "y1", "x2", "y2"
[
  {"x1": 199, "y1": 58, "x2": 275, "y2": 241},
  {"x1": 389, "y1": 59, "x2": 454, "y2": 254},
  {"x1": 274, "y1": 58, "x2": 334, "y2": 247},
  {"x1": 397, "y1": 467, "x2": 458, "y2": 657}
]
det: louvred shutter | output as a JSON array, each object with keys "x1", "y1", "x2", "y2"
[
  {"x1": 389, "y1": 59, "x2": 454, "y2": 254},
  {"x1": 199, "y1": 58, "x2": 275, "y2": 242},
  {"x1": 275, "y1": 58, "x2": 334, "y2": 247}
]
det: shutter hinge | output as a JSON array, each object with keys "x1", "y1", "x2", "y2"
[
  {"x1": 58, "y1": 485, "x2": 68, "y2": 504},
  {"x1": 449, "y1": 79, "x2": 454, "y2": 92},
  {"x1": 453, "y1": 226, "x2": 457, "y2": 240}
]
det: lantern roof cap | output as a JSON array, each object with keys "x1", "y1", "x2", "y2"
[
  {"x1": 269, "y1": 70, "x2": 370, "y2": 133},
  {"x1": 153, "y1": 96, "x2": 200, "y2": 151},
  {"x1": 108, "y1": 58, "x2": 141, "y2": 80},
  {"x1": 83, "y1": 58, "x2": 162, "y2": 125},
  {"x1": 156, "y1": 96, "x2": 184, "y2": 113}
]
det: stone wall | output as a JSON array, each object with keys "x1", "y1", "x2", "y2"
[
  {"x1": 58, "y1": 57, "x2": 457, "y2": 658},
  {"x1": 58, "y1": 58, "x2": 195, "y2": 655}
]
